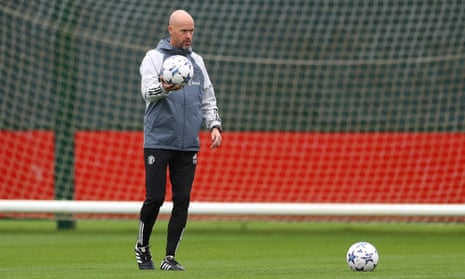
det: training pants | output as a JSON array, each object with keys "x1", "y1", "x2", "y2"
[{"x1": 137, "y1": 148, "x2": 197, "y2": 256}]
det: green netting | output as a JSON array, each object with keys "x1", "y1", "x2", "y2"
[{"x1": 2, "y1": 1, "x2": 464, "y2": 132}]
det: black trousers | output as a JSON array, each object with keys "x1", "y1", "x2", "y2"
[{"x1": 137, "y1": 148, "x2": 197, "y2": 256}]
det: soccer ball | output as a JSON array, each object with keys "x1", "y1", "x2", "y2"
[
  {"x1": 346, "y1": 241, "x2": 379, "y2": 271},
  {"x1": 162, "y1": 55, "x2": 194, "y2": 86}
]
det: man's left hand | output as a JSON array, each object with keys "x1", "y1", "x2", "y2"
[{"x1": 210, "y1": 128, "x2": 222, "y2": 149}]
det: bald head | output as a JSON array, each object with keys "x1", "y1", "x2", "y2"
[
  {"x1": 168, "y1": 10, "x2": 195, "y2": 50},
  {"x1": 169, "y1": 10, "x2": 194, "y2": 26}
]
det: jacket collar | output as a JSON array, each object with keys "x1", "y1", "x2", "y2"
[{"x1": 156, "y1": 38, "x2": 192, "y2": 56}]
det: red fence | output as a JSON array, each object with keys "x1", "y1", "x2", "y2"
[{"x1": 2, "y1": 131, "x2": 465, "y2": 203}]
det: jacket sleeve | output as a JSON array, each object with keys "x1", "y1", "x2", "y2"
[
  {"x1": 140, "y1": 50, "x2": 169, "y2": 103},
  {"x1": 197, "y1": 55, "x2": 222, "y2": 131},
  {"x1": 202, "y1": 84, "x2": 222, "y2": 131}
]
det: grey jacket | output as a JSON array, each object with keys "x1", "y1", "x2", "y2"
[{"x1": 140, "y1": 39, "x2": 222, "y2": 151}]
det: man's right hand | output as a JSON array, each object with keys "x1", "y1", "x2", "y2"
[{"x1": 160, "y1": 77, "x2": 183, "y2": 92}]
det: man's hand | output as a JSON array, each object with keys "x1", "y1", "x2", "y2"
[
  {"x1": 210, "y1": 128, "x2": 222, "y2": 149},
  {"x1": 160, "y1": 77, "x2": 183, "y2": 91}
]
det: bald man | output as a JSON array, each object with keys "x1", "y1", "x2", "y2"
[{"x1": 135, "y1": 10, "x2": 222, "y2": 271}]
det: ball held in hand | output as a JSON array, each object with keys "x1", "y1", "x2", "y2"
[{"x1": 162, "y1": 55, "x2": 194, "y2": 86}]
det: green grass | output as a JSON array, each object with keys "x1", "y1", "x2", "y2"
[{"x1": 1, "y1": 219, "x2": 465, "y2": 278}]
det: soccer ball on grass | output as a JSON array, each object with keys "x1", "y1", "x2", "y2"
[
  {"x1": 162, "y1": 55, "x2": 194, "y2": 86},
  {"x1": 346, "y1": 241, "x2": 379, "y2": 271}
]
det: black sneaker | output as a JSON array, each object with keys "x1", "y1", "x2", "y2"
[
  {"x1": 160, "y1": 255, "x2": 185, "y2": 271},
  {"x1": 135, "y1": 245, "x2": 154, "y2": 270}
]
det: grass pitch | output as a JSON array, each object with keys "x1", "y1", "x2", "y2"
[{"x1": 1, "y1": 219, "x2": 465, "y2": 278}]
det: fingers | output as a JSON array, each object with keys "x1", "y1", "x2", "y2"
[
  {"x1": 210, "y1": 131, "x2": 222, "y2": 149},
  {"x1": 160, "y1": 77, "x2": 183, "y2": 91}
]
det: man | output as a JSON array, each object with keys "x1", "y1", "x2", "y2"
[{"x1": 135, "y1": 10, "x2": 222, "y2": 271}]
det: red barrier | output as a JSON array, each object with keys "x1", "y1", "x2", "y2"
[
  {"x1": 74, "y1": 131, "x2": 145, "y2": 201},
  {"x1": 0, "y1": 131, "x2": 55, "y2": 199},
  {"x1": 2, "y1": 131, "x2": 465, "y2": 203},
  {"x1": 195, "y1": 132, "x2": 465, "y2": 203}
]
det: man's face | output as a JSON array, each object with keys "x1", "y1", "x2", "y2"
[{"x1": 169, "y1": 23, "x2": 194, "y2": 50}]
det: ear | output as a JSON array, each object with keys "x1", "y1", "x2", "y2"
[{"x1": 167, "y1": 25, "x2": 173, "y2": 34}]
